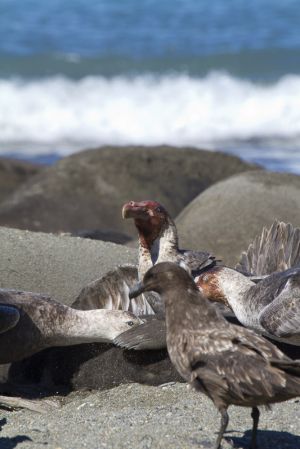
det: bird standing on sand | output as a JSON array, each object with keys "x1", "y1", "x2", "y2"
[{"x1": 130, "y1": 262, "x2": 300, "y2": 449}]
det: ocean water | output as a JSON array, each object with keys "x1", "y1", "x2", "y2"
[{"x1": 1, "y1": 0, "x2": 300, "y2": 172}]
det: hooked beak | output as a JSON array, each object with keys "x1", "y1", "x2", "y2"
[
  {"x1": 129, "y1": 281, "x2": 145, "y2": 299},
  {"x1": 122, "y1": 204, "x2": 132, "y2": 219},
  {"x1": 122, "y1": 203, "x2": 149, "y2": 220}
]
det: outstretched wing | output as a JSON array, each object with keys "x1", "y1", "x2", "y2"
[
  {"x1": 72, "y1": 265, "x2": 154, "y2": 316},
  {"x1": 259, "y1": 275, "x2": 300, "y2": 342},
  {"x1": 236, "y1": 221, "x2": 300, "y2": 276}
]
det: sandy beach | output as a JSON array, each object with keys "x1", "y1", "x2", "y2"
[
  {"x1": 1, "y1": 2, "x2": 300, "y2": 447},
  {"x1": 1, "y1": 383, "x2": 299, "y2": 449},
  {"x1": 0, "y1": 148, "x2": 299, "y2": 448}
]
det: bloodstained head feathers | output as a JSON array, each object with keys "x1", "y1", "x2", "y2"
[
  {"x1": 195, "y1": 267, "x2": 229, "y2": 307},
  {"x1": 122, "y1": 200, "x2": 170, "y2": 248}
]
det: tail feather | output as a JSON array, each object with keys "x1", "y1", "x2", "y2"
[{"x1": 270, "y1": 358, "x2": 300, "y2": 377}]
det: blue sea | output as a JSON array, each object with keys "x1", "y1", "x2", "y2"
[{"x1": 1, "y1": 0, "x2": 300, "y2": 172}]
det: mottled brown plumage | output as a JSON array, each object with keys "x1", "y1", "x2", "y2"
[{"x1": 131, "y1": 262, "x2": 300, "y2": 449}]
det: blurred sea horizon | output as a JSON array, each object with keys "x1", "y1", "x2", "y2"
[{"x1": 1, "y1": 0, "x2": 300, "y2": 172}]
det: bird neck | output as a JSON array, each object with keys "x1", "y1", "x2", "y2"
[
  {"x1": 217, "y1": 269, "x2": 262, "y2": 328},
  {"x1": 137, "y1": 218, "x2": 179, "y2": 279},
  {"x1": 47, "y1": 309, "x2": 120, "y2": 346},
  {"x1": 156, "y1": 220, "x2": 179, "y2": 263}
]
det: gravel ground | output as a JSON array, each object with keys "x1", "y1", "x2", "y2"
[{"x1": 0, "y1": 383, "x2": 299, "y2": 449}]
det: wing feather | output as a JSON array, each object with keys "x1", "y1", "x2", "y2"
[
  {"x1": 259, "y1": 276, "x2": 300, "y2": 341},
  {"x1": 178, "y1": 250, "x2": 218, "y2": 276},
  {"x1": 72, "y1": 265, "x2": 154, "y2": 315},
  {"x1": 184, "y1": 327, "x2": 289, "y2": 404},
  {"x1": 114, "y1": 316, "x2": 166, "y2": 350},
  {"x1": 236, "y1": 221, "x2": 300, "y2": 276}
]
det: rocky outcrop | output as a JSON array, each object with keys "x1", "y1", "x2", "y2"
[
  {"x1": 176, "y1": 170, "x2": 300, "y2": 266},
  {"x1": 0, "y1": 146, "x2": 258, "y2": 236},
  {"x1": 0, "y1": 227, "x2": 137, "y2": 306},
  {"x1": 0, "y1": 157, "x2": 42, "y2": 205}
]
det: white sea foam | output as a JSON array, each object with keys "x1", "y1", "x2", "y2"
[{"x1": 0, "y1": 72, "x2": 300, "y2": 156}]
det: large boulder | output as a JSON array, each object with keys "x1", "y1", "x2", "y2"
[
  {"x1": 176, "y1": 170, "x2": 300, "y2": 266},
  {"x1": 0, "y1": 157, "x2": 42, "y2": 205},
  {"x1": 0, "y1": 146, "x2": 258, "y2": 236},
  {"x1": 0, "y1": 227, "x2": 137, "y2": 306}
]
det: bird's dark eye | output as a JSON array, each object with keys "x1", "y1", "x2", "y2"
[
  {"x1": 155, "y1": 206, "x2": 162, "y2": 213},
  {"x1": 127, "y1": 321, "x2": 135, "y2": 327}
]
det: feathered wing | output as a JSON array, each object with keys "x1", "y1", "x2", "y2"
[
  {"x1": 236, "y1": 221, "x2": 300, "y2": 276},
  {"x1": 114, "y1": 316, "x2": 166, "y2": 350},
  {"x1": 72, "y1": 265, "x2": 154, "y2": 316},
  {"x1": 179, "y1": 250, "x2": 218, "y2": 276},
  {"x1": 259, "y1": 276, "x2": 300, "y2": 342},
  {"x1": 113, "y1": 304, "x2": 240, "y2": 351},
  {"x1": 182, "y1": 327, "x2": 300, "y2": 406}
]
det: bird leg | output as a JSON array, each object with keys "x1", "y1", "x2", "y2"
[
  {"x1": 214, "y1": 407, "x2": 229, "y2": 449},
  {"x1": 249, "y1": 406, "x2": 260, "y2": 449}
]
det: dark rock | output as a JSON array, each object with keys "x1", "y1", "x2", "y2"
[
  {"x1": 0, "y1": 157, "x2": 42, "y2": 205},
  {"x1": 0, "y1": 146, "x2": 258, "y2": 235},
  {"x1": 176, "y1": 170, "x2": 300, "y2": 266}
]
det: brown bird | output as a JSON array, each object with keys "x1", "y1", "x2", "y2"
[
  {"x1": 122, "y1": 200, "x2": 216, "y2": 279},
  {"x1": 129, "y1": 262, "x2": 300, "y2": 449}
]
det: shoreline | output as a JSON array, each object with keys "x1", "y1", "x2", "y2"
[{"x1": 1, "y1": 142, "x2": 300, "y2": 174}]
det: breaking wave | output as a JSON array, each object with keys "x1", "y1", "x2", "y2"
[{"x1": 1, "y1": 72, "x2": 300, "y2": 156}]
